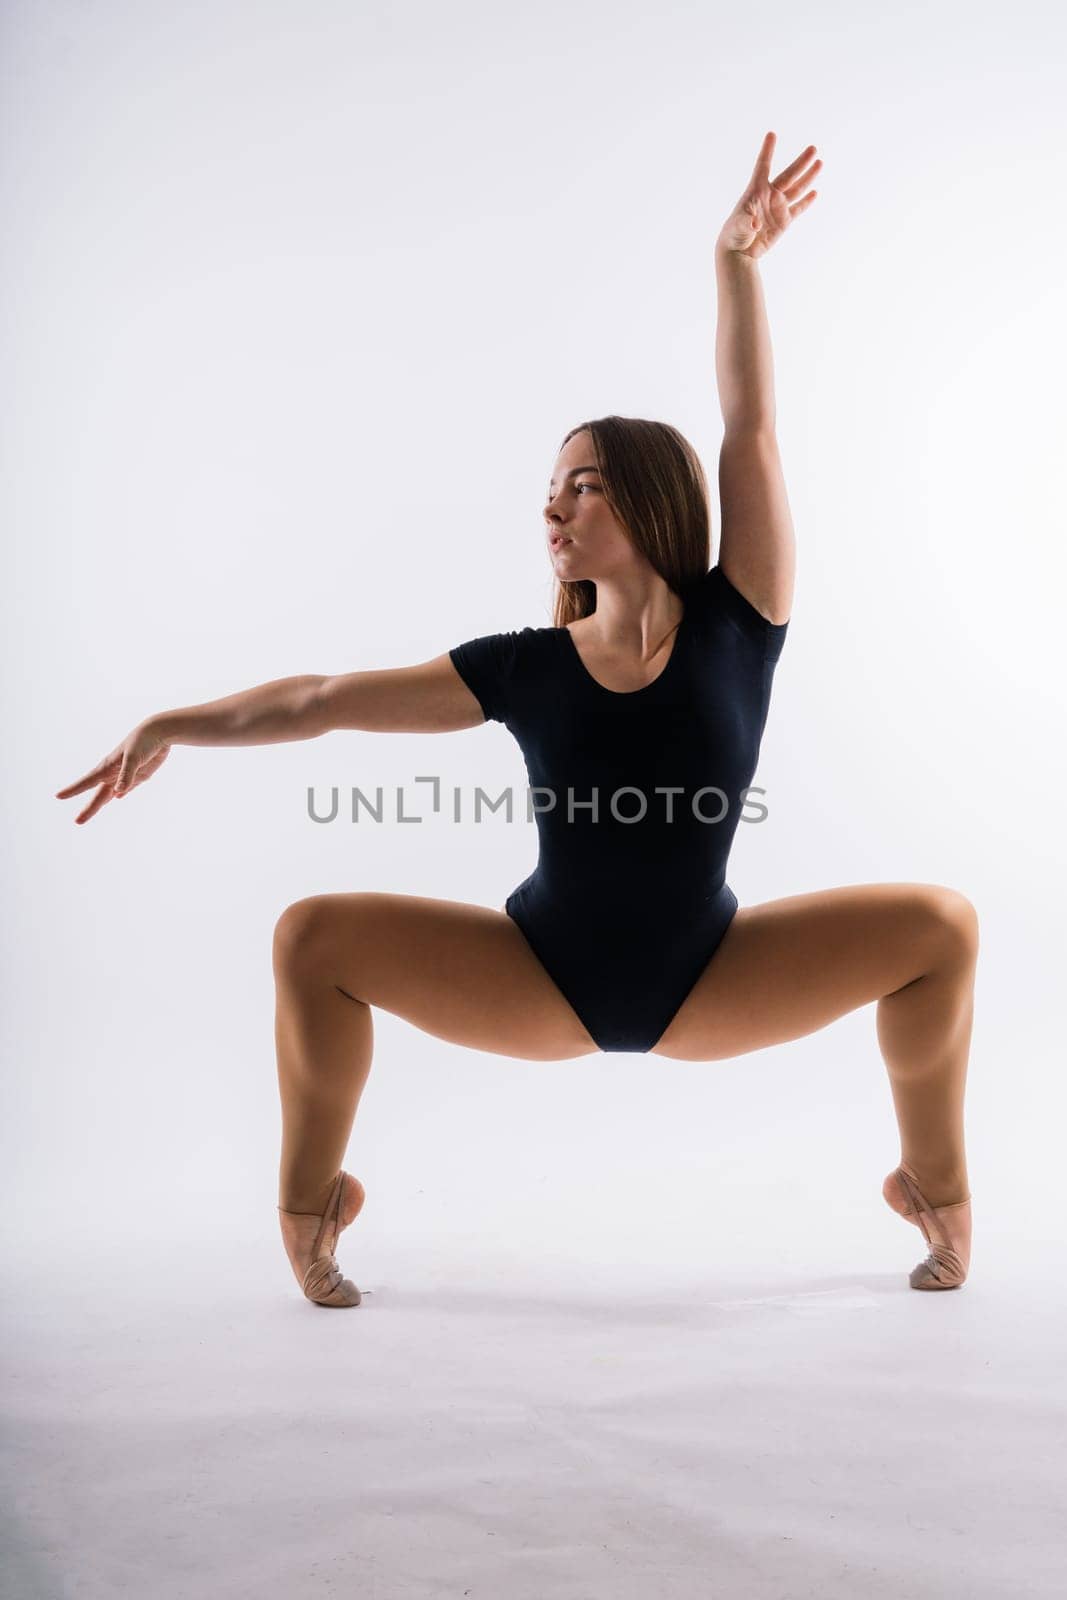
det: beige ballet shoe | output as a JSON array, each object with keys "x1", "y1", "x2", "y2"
[
  {"x1": 886, "y1": 1164, "x2": 972, "y2": 1291},
  {"x1": 278, "y1": 1169, "x2": 364, "y2": 1308}
]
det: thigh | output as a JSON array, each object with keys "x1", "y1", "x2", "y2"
[
  {"x1": 649, "y1": 882, "x2": 977, "y2": 1061},
  {"x1": 273, "y1": 892, "x2": 600, "y2": 1062}
]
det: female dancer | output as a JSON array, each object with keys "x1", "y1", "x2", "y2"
[{"x1": 56, "y1": 133, "x2": 976, "y2": 1307}]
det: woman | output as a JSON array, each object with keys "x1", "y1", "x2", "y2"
[{"x1": 56, "y1": 133, "x2": 976, "y2": 1308}]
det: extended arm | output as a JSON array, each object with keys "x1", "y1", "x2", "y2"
[
  {"x1": 713, "y1": 131, "x2": 821, "y2": 626},
  {"x1": 56, "y1": 655, "x2": 487, "y2": 823},
  {"x1": 151, "y1": 656, "x2": 485, "y2": 746}
]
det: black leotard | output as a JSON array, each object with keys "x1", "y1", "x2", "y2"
[{"x1": 448, "y1": 563, "x2": 789, "y2": 1052}]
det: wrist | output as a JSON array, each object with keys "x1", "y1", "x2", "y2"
[
  {"x1": 144, "y1": 711, "x2": 178, "y2": 745},
  {"x1": 715, "y1": 243, "x2": 759, "y2": 270}
]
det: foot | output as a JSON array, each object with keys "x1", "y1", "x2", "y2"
[
  {"x1": 278, "y1": 1173, "x2": 366, "y2": 1304},
  {"x1": 883, "y1": 1165, "x2": 972, "y2": 1290}
]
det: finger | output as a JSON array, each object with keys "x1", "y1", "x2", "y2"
[
  {"x1": 780, "y1": 156, "x2": 825, "y2": 199},
  {"x1": 56, "y1": 762, "x2": 115, "y2": 799},
  {"x1": 751, "y1": 130, "x2": 776, "y2": 184},
  {"x1": 780, "y1": 157, "x2": 822, "y2": 200},
  {"x1": 772, "y1": 143, "x2": 817, "y2": 190},
  {"x1": 74, "y1": 784, "x2": 114, "y2": 825},
  {"x1": 788, "y1": 190, "x2": 818, "y2": 218}
]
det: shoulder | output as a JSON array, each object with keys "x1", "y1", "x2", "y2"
[
  {"x1": 683, "y1": 564, "x2": 790, "y2": 661},
  {"x1": 447, "y1": 624, "x2": 557, "y2": 723}
]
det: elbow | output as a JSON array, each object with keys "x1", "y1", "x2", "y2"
[
  {"x1": 301, "y1": 677, "x2": 334, "y2": 738},
  {"x1": 722, "y1": 417, "x2": 777, "y2": 443}
]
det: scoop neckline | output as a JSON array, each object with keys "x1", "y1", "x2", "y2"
[{"x1": 556, "y1": 606, "x2": 688, "y2": 697}]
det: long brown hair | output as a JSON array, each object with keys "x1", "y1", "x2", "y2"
[{"x1": 551, "y1": 416, "x2": 712, "y2": 628}]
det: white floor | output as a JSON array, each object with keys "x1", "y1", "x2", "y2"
[{"x1": 4, "y1": 1190, "x2": 1066, "y2": 1600}]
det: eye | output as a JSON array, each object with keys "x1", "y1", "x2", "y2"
[{"x1": 545, "y1": 480, "x2": 597, "y2": 503}]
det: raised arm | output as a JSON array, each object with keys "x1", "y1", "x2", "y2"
[
  {"x1": 713, "y1": 131, "x2": 821, "y2": 627},
  {"x1": 55, "y1": 656, "x2": 486, "y2": 823}
]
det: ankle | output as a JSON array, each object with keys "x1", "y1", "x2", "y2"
[
  {"x1": 899, "y1": 1161, "x2": 970, "y2": 1209},
  {"x1": 278, "y1": 1174, "x2": 341, "y2": 1216}
]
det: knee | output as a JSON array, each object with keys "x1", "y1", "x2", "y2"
[
  {"x1": 272, "y1": 896, "x2": 336, "y2": 977},
  {"x1": 919, "y1": 886, "x2": 980, "y2": 966}
]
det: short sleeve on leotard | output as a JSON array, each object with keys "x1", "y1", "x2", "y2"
[
  {"x1": 685, "y1": 562, "x2": 790, "y2": 663},
  {"x1": 448, "y1": 630, "x2": 520, "y2": 724}
]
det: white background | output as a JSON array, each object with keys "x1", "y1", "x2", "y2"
[{"x1": 3, "y1": 3, "x2": 1066, "y2": 1596}]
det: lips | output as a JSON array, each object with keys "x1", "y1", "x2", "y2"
[{"x1": 549, "y1": 536, "x2": 572, "y2": 551}]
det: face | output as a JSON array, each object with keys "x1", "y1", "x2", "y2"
[{"x1": 544, "y1": 431, "x2": 638, "y2": 581}]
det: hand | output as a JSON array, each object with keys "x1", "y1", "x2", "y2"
[
  {"x1": 55, "y1": 720, "x2": 172, "y2": 824},
  {"x1": 716, "y1": 131, "x2": 821, "y2": 262}
]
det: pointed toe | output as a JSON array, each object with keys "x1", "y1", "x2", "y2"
[
  {"x1": 280, "y1": 1170, "x2": 363, "y2": 1309},
  {"x1": 891, "y1": 1166, "x2": 971, "y2": 1292},
  {"x1": 303, "y1": 1252, "x2": 362, "y2": 1307}
]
